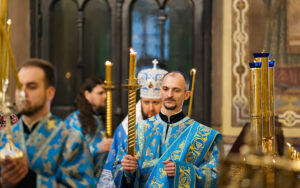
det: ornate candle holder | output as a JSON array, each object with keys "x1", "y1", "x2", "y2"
[
  {"x1": 0, "y1": 110, "x2": 23, "y2": 159},
  {"x1": 104, "y1": 83, "x2": 115, "y2": 138},
  {"x1": 122, "y1": 78, "x2": 141, "y2": 157},
  {"x1": 0, "y1": 80, "x2": 23, "y2": 159},
  {"x1": 0, "y1": 1, "x2": 23, "y2": 160}
]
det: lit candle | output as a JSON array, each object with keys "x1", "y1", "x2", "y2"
[
  {"x1": 105, "y1": 61, "x2": 112, "y2": 83},
  {"x1": 105, "y1": 60, "x2": 113, "y2": 138},
  {"x1": 4, "y1": 19, "x2": 11, "y2": 79},
  {"x1": 129, "y1": 48, "x2": 136, "y2": 81},
  {"x1": 188, "y1": 68, "x2": 196, "y2": 117}
]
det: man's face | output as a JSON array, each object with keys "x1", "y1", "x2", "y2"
[
  {"x1": 16, "y1": 67, "x2": 52, "y2": 116},
  {"x1": 141, "y1": 98, "x2": 162, "y2": 119},
  {"x1": 85, "y1": 84, "x2": 106, "y2": 114},
  {"x1": 160, "y1": 73, "x2": 190, "y2": 112}
]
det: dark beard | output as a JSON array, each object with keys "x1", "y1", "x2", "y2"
[
  {"x1": 94, "y1": 106, "x2": 106, "y2": 117},
  {"x1": 163, "y1": 99, "x2": 177, "y2": 110},
  {"x1": 163, "y1": 97, "x2": 177, "y2": 110},
  {"x1": 20, "y1": 103, "x2": 45, "y2": 117},
  {"x1": 163, "y1": 103, "x2": 177, "y2": 110},
  {"x1": 141, "y1": 108, "x2": 148, "y2": 120}
]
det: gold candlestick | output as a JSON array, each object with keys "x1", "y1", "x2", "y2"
[
  {"x1": 0, "y1": 9, "x2": 23, "y2": 159},
  {"x1": 268, "y1": 60, "x2": 275, "y2": 153},
  {"x1": 1, "y1": 78, "x2": 8, "y2": 106},
  {"x1": 249, "y1": 62, "x2": 263, "y2": 153},
  {"x1": 123, "y1": 48, "x2": 141, "y2": 157},
  {"x1": 188, "y1": 69, "x2": 196, "y2": 117},
  {"x1": 0, "y1": 110, "x2": 23, "y2": 159},
  {"x1": 104, "y1": 61, "x2": 115, "y2": 138},
  {"x1": 0, "y1": 22, "x2": 22, "y2": 90},
  {"x1": 1, "y1": 0, "x2": 7, "y2": 22},
  {"x1": 0, "y1": 0, "x2": 7, "y2": 91},
  {"x1": 253, "y1": 53, "x2": 271, "y2": 154},
  {"x1": 0, "y1": 78, "x2": 21, "y2": 159},
  {"x1": 4, "y1": 19, "x2": 11, "y2": 80}
]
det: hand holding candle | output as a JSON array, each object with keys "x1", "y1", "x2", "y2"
[{"x1": 126, "y1": 48, "x2": 139, "y2": 157}]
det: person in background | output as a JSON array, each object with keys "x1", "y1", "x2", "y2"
[{"x1": 65, "y1": 76, "x2": 113, "y2": 183}]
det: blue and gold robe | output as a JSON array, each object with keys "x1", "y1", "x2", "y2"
[
  {"x1": 98, "y1": 100, "x2": 143, "y2": 188},
  {"x1": 113, "y1": 114, "x2": 222, "y2": 188},
  {"x1": 65, "y1": 110, "x2": 108, "y2": 183},
  {"x1": 0, "y1": 113, "x2": 94, "y2": 187}
]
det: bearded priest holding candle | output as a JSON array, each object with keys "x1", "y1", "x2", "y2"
[
  {"x1": 0, "y1": 59, "x2": 93, "y2": 187},
  {"x1": 113, "y1": 71, "x2": 222, "y2": 188},
  {"x1": 98, "y1": 59, "x2": 167, "y2": 188}
]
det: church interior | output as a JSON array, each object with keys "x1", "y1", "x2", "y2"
[{"x1": 1, "y1": 0, "x2": 300, "y2": 186}]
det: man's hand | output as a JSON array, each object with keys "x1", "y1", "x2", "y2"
[
  {"x1": 0, "y1": 155, "x2": 29, "y2": 187},
  {"x1": 121, "y1": 155, "x2": 138, "y2": 173},
  {"x1": 162, "y1": 160, "x2": 175, "y2": 176},
  {"x1": 98, "y1": 138, "x2": 113, "y2": 152}
]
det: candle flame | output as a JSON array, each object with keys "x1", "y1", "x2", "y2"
[
  {"x1": 130, "y1": 48, "x2": 136, "y2": 54},
  {"x1": 190, "y1": 68, "x2": 196, "y2": 75},
  {"x1": 65, "y1": 72, "x2": 71, "y2": 79},
  {"x1": 7, "y1": 19, "x2": 11, "y2": 25},
  {"x1": 105, "y1": 61, "x2": 112, "y2": 66}
]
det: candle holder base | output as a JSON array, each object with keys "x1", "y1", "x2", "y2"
[
  {"x1": 0, "y1": 142, "x2": 23, "y2": 159},
  {"x1": 122, "y1": 84, "x2": 142, "y2": 90},
  {"x1": 104, "y1": 81, "x2": 116, "y2": 90}
]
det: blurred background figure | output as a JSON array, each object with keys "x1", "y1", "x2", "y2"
[{"x1": 65, "y1": 76, "x2": 113, "y2": 183}]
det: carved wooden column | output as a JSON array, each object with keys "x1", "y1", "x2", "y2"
[{"x1": 73, "y1": 0, "x2": 89, "y2": 90}]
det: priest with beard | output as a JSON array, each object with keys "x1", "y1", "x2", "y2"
[
  {"x1": 113, "y1": 72, "x2": 222, "y2": 188},
  {"x1": 97, "y1": 60, "x2": 167, "y2": 188},
  {"x1": 65, "y1": 76, "x2": 113, "y2": 184},
  {"x1": 0, "y1": 59, "x2": 93, "y2": 187}
]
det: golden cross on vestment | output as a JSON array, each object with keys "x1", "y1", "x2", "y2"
[{"x1": 47, "y1": 119, "x2": 56, "y2": 129}]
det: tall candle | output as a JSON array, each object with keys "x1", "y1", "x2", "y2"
[
  {"x1": 105, "y1": 61, "x2": 112, "y2": 83},
  {"x1": 1, "y1": 0, "x2": 7, "y2": 21},
  {"x1": 4, "y1": 19, "x2": 11, "y2": 79},
  {"x1": 2, "y1": 19, "x2": 22, "y2": 90},
  {"x1": 105, "y1": 60, "x2": 113, "y2": 138},
  {"x1": 188, "y1": 69, "x2": 196, "y2": 117},
  {"x1": 129, "y1": 48, "x2": 136, "y2": 81}
]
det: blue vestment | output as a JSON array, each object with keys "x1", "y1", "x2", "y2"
[
  {"x1": 113, "y1": 114, "x2": 222, "y2": 188},
  {"x1": 65, "y1": 110, "x2": 108, "y2": 183},
  {"x1": 0, "y1": 113, "x2": 94, "y2": 187},
  {"x1": 97, "y1": 100, "x2": 143, "y2": 188}
]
